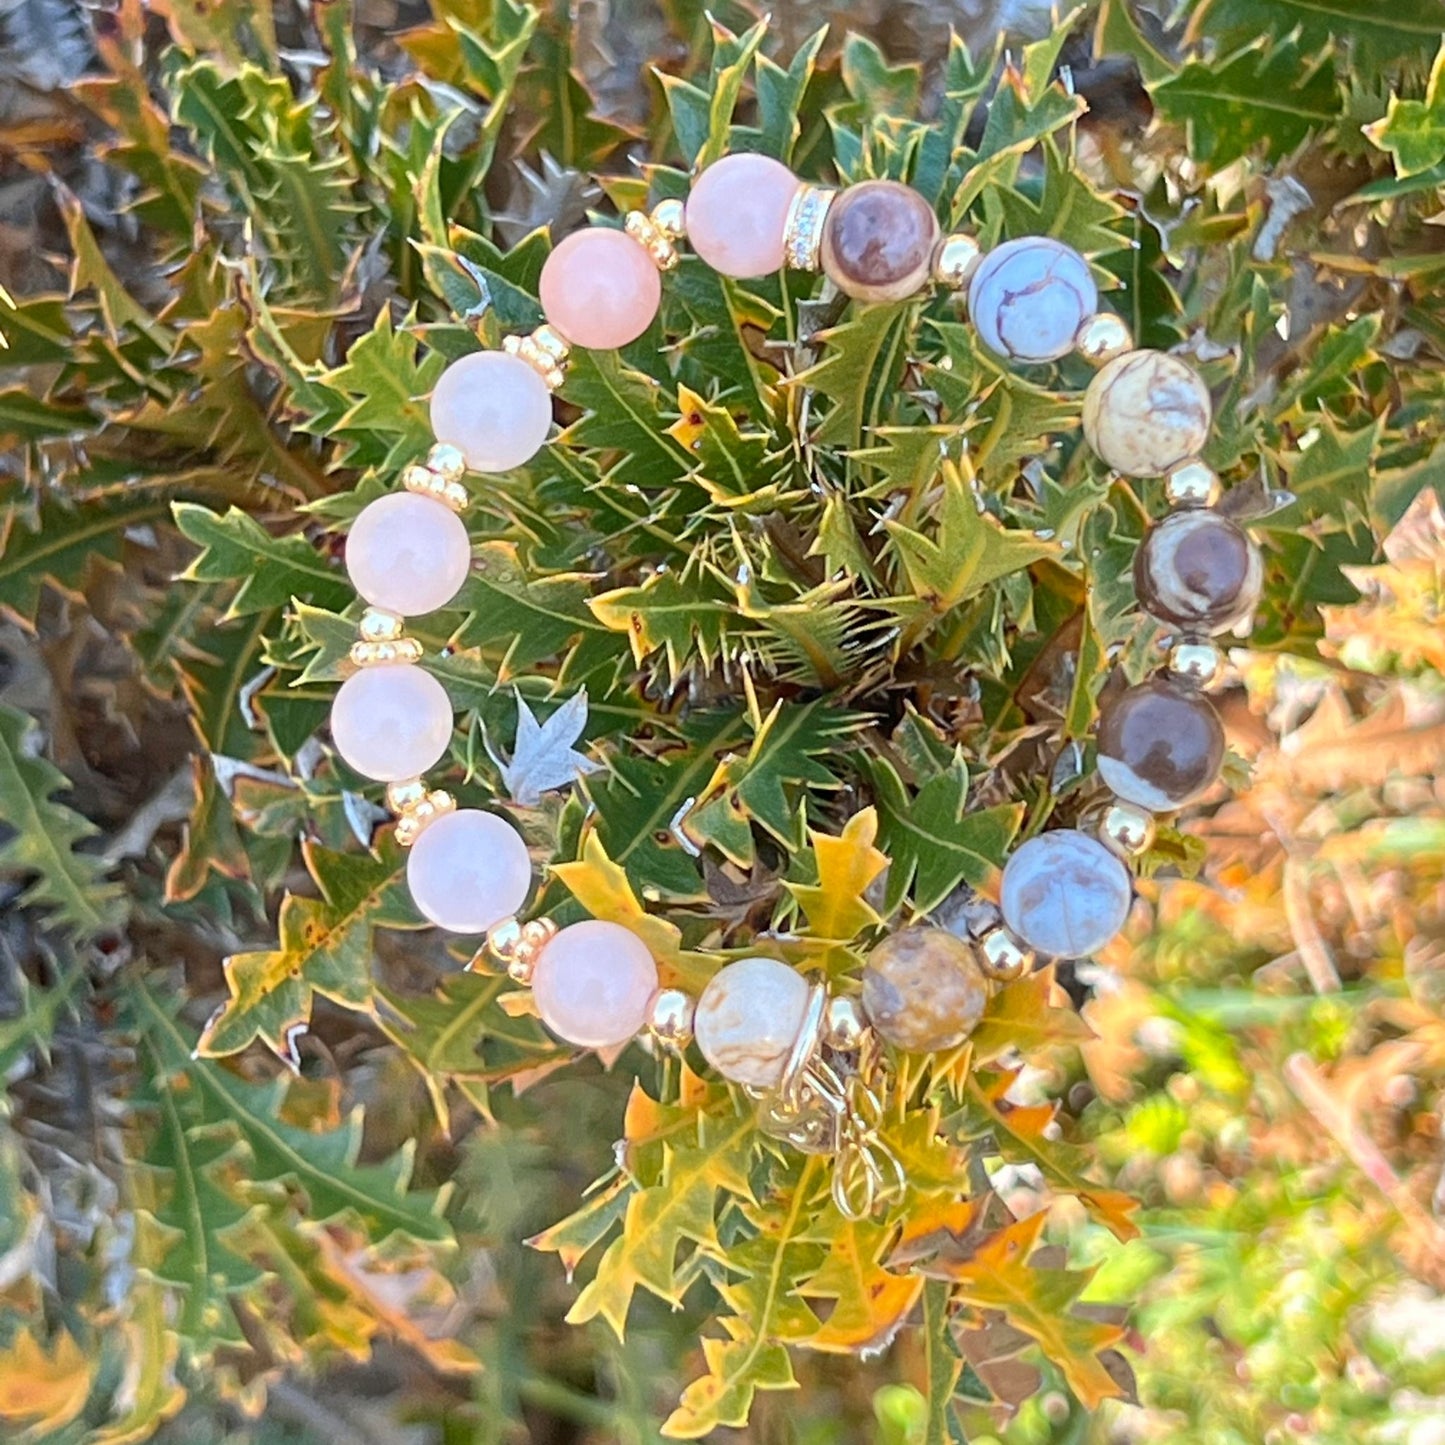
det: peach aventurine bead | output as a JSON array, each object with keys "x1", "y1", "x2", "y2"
[
  {"x1": 530, "y1": 919, "x2": 659, "y2": 1049},
  {"x1": 429, "y1": 350, "x2": 553, "y2": 474},
  {"x1": 345, "y1": 491, "x2": 471, "y2": 617},
  {"x1": 538, "y1": 227, "x2": 662, "y2": 351},
  {"x1": 685, "y1": 153, "x2": 801, "y2": 278},
  {"x1": 406, "y1": 808, "x2": 531, "y2": 934},
  {"x1": 330, "y1": 662, "x2": 453, "y2": 783}
]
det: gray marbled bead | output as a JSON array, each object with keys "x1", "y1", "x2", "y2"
[
  {"x1": 968, "y1": 237, "x2": 1097, "y2": 363},
  {"x1": 999, "y1": 830, "x2": 1133, "y2": 958}
]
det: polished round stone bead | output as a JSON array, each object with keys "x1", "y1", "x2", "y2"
[
  {"x1": 538, "y1": 227, "x2": 662, "y2": 351},
  {"x1": 430, "y1": 351, "x2": 553, "y2": 473},
  {"x1": 330, "y1": 662, "x2": 453, "y2": 782},
  {"x1": 405, "y1": 808, "x2": 531, "y2": 935},
  {"x1": 1082, "y1": 350, "x2": 1212, "y2": 477},
  {"x1": 967, "y1": 237, "x2": 1098, "y2": 363},
  {"x1": 685, "y1": 153, "x2": 800, "y2": 278},
  {"x1": 861, "y1": 928, "x2": 989, "y2": 1053},
  {"x1": 1135, "y1": 510, "x2": 1263, "y2": 633},
  {"x1": 820, "y1": 180, "x2": 940, "y2": 303},
  {"x1": 694, "y1": 956, "x2": 810, "y2": 1090},
  {"x1": 531, "y1": 919, "x2": 659, "y2": 1049},
  {"x1": 345, "y1": 492, "x2": 470, "y2": 617},
  {"x1": 1000, "y1": 830, "x2": 1134, "y2": 959},
  {"x1": 1096, "y1": 677, "x2": 1226, "y2": 812}
]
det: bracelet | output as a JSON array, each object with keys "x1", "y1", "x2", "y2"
[{"x1": 318, "y1": 152, "x2": 1261, "y2": 1217}]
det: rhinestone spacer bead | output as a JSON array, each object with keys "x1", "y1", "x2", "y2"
[
  {"x1": 977, "y1": 926, "x2": 1034, "y2": 982},
  {"x1": 624, "y1": 206, "x2": 682, "y2": 270},
  {"x1": 488, "y1": 916, "x2": 559, "y2": 985},
  {"x1": 402, "y1": 461, "x2": 469, "y2": 512},
  {"x1": 350, "y1": 636, "x2": 424, "y2": 667},
  {"x1": 502, "y1": 324, "x2": 571, "y2": 391},
  {"x1": 783, "y1": 184, "x2": 837, "y2": 271}
]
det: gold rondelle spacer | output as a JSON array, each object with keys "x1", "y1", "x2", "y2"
[
  {"x1": 1168, "y1": 637, "x2": 1225, "y2": 689},
  {"x1": 624, "y1": 209, "x2": 680, "y2": 271},
  {"x1": 823, "y1": 995, "x2": 870, "y2": 1052},
  {"x1": 385, "y1": 777, "x2": 428, "y2": 813},
  {"x1": 359, "y1": 606, "x2": 406, "y2": 643},
  {"x1": 503, "y1": 327, "x2": 570, "y2": 391},
  {"x1": 393, "y1": 789, "x2": 456, "y2": 847},
  {"x1": 350, "y1": 637, "x2": 424, "y2": 667},
  {"x1": 978, "y1": 926, "x2": 1034, "y2": 982},
  {"x1": 1099, "y1": 800, "x2": 1156, "y2": 859},
  {"x1": 647, "y1": 987, "x2": 696, "y2": 1051},
  {"x1": 783, "y1": 184, "x2": 837, "y2": 271},
  {"x1": 932, "y1": 233, "x2": 983, "y2": 289},
  {"x1": 1075, "y1": 312, "x2": 1134, "y2": 366},
  {"x1": 426, "y1": 442, "x2": 467, "y2": 483},
  {"x1": 402, "y1": 462, "x2": 469, "y2": 512},
  {"x1": 1163, "y1": 458, "x2": 1222, "y2": 510},
  {"x1": 489, "y1": 916, "x2": 558, "y2": 985}
]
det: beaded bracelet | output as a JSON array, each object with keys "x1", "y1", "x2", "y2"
[{"x1": 325, "y1": 152, "x2": 1262, "y2": 1217}]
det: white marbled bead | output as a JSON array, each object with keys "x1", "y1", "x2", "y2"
[
  {"x1": 346, "y1": 491, "x2": 471, "y2": 616},
  {"x1": 999, "y1": 830, "x2": 1133, "y2": 959},
  {"x1": 694, "y1": 957, "x2": 810, "y2": 1090},
  {"x1": 330, "y1": 662, "x2": 453, "y2": 782},
  {"x1": 1082, "y1": 350, "x2": 1212, "y2": 477},
  {"x1": 968, "y1": 237, "x2": 1097, "y2": 363},
  {"x1": 406, "y1": 809, "x2": 531, "y2": 934},
  {"x1": 531, "y1": 919, "x2": 659, "y2": 1049},
  {"x1": 430, "y1": 351, "x2": 553, "y2": 473}
]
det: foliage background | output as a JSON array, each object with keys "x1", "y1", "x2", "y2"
[{"x1": 2, "y1": 0, "x2": 1445, "y2": 1441}]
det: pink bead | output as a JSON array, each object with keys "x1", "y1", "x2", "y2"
[
  {"x1": 430, "y1": 351, "x2": 553, "y2": 473},
  {"x1": 407, "y1": 809, "x2": 531, "y2": 934},
  {"x1": 685, "y1": 154, "x2": 800, "y2": 279},
  {"x1": 345, "y1": 492, "x2": 470, "y2": 616},
  {"x1": 531, "y1": 919, "x2": 658, "y2": 1049},
  {"x1": 538, "y1": 228, "x2": 662, "y2": 351},
  {"x1": 330, "y1": 662, "x2": 452, "y2": 782}
]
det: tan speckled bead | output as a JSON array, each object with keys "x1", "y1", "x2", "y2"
[
  {"x1": 861, "y1": 928, "x2": 988, "y2": 1053},
  {"x1": 1082, "y1": 350, "x2": 1212, "y2": 478}
]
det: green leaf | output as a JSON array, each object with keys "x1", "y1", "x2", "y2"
[
  {"x1": 1152, "y1": 39, "x2": 1341, "y2": 169},
  {"x1": 0, "y1": 704, "x2": 123, "y2": 937},
  {"x1": 1366, "y1": 41, "x2": 1445, "y2": 175},
  {"x1": 132, "y1": 979, "x2": 453, "y2": 1244},
  {"x1": 196, "y1": 838, "x2": 421, "y2": 1063}
]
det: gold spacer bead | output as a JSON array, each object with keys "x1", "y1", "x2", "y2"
[
  {"x1": 1099, "y1": 800, "x2": 1156, "y2": 859},
  {"x1": 647, "y1": 987, "x2": 696, "y2": 1051},
  {"x1": 650, "y1": 197, "x2": 687, "y2": 241},
  {"x1": 350, "y1": 637, "x2": 423, "y2": 667},
  {"x1": 386, "y1": 778, "x2": 428, "y2": 812},
  {"x1": 489, "y1": 916, "x2": 558, "y2": 985},
  {"x1": 1075, "y1": 312, "x2": 1134, "y2": 366},
  {"x1": 1163, "y1": 458, "x2": 1222, "y2": 510},
  {"x1": 624, "y1": 209, "x2": 680, "y2": 271},
  {"x1": 823, "y1": 994, "x2": 870, "y2": 1052},
  {"x1": 503, "y1": 329, "x2": 569, "y2": 391},
  {"x1": 393, "y1": 789, "x2": 456, "y2": 847},
  {"x1": 1168, "y1": 637, "x2": 1225, "y2": 689},
  {"x1": 401, "y1": 463, "x2": 469, "y2": 512},
  {"x1": 358, "y1": 606, "x2": 405, "y2": 643},
  {"x1": 426, "y1": 442, "x2": 467, "y2": 483},
  {"x1": 978, "y1": 926, "x2": 1034, "y2": 983},
  {"x1": 783, "y1": 184, "x2": 837, "y2": 271},
  {"x1": 933, "y1": 232, "x2": 983, "y2": 289}
]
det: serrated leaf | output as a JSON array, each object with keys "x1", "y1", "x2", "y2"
[
  {"x1": 785, "y1": 810, "x2": 888, "y2": 969},
  {"x1": 969, "y1": 968, "x2": 1093, "y2": 1064},
  {"x1": 1187, "y1": 0, "x2": 1441, "y2": 75},
  {"x1": 492, "y1": 689, "x2": 603, "y2": 806},
  {"x1": 0, "y1": 1328, "x2": 94, "y2": 1433},
  {"x1": 0, "y1": 704, "x2": 123, "y2": 937},
  {"x1": 1368, "y1": 42, "x2": 1445, "y2": 175}
]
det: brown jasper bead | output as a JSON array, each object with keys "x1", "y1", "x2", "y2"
[
  {"x1": 1096, "y1": 677, "x2": 1225, "y2": 812},
  {"x1": 861, "y1": 927, "x2": 988, "y2": 1053},
  {"x1": 1134, "y1": 510, "x2": 1263, "y2": 633},
  {"x1": 820, "y1": 180, "x2": 940, "y2": 303}
]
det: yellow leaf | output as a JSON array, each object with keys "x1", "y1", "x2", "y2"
[
  {"x1": 785, "y1": 810, "x2": 888, "y2": 971},
  {"x1": 798, "y1": 1211, "x2": 924, "y2": 1354},
  {"x1": 551, "y1": 832, "x2": 714, "y2": 991},
  {"x1": 970, "y1": 967, "x2": 1093, "y2": 1064},
  {"x1": 0, "y1": 1327, "x2": 94, "y2": 1433}
]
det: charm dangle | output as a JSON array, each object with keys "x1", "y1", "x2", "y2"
[{"x1": 753, "y1": 978, "x2": 906, "y2": 1220}]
